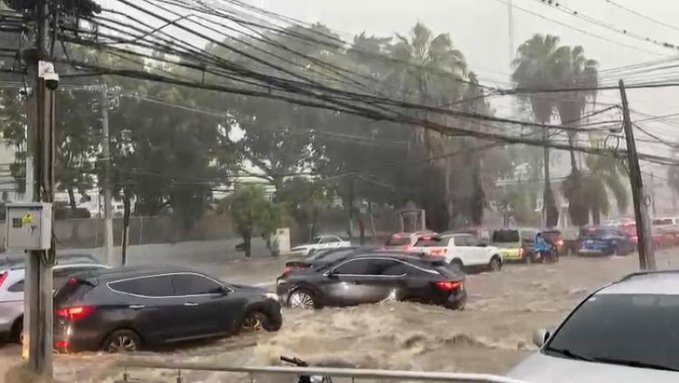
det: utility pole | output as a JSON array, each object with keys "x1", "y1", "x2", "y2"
[
  {"x1": 619, "y1": 80, "x2": 656, "y2": 270},
  {"x1": 23, "y1": 0, "x2": 56, "y2": 375},
  {"x1": 101, "y1": 86, "x2": 114, "y2": 265},
  {"x1": 650, "y1": 172, "x2": 657, "y2": 216},
  {"x1": 508, "y1": 0, "x2": 515, "y2": 65}
]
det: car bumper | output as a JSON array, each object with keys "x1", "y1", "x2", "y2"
[
  {"x1": 578, "y1": 248, "x2": 610, "y2": 256},
  {"x1": 53, "y1": 321, "x2": 102, "y2": 352}
]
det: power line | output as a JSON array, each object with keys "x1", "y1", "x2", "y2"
[
  {"x1": 489, "y1": 0, "x2": 669, "y2": 57},
  {"x1": 602, "y1": 0, "x2": 679, "y2": 34}
]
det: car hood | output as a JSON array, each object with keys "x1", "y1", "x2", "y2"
[
  {"x1": 507, "y1": 352, "x2": 679, "y2": 383},
  {"x1": 230, "y1": 284, "x2": 268, "y2": 294}
]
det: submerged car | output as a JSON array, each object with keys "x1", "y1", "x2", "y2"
[
  {"x1": 53, "y1": 265, "x2": 282, "y2": 352},
  {"x1": 276, "y1": 253, "x2": 466, "y2": 310},
  {"x1": 508, "y1": 271, "x2": 679, "y2": 382},
  {"x1": 578, "y1": 225, "x2": 635, "y2": 256},
  {"x1": 279, "y1": 246, "x2": 372, "y2": 279},
  {"x1": 384, "y1": 231, "x2": 435, "y2": 251},
  {"x1": 409, "y1": 233, "x2": 502, "y2": 272}
]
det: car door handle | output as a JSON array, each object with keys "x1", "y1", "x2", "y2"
[
  {"x1": 129, "y1": 305, "x2": 145, "y2": 310},
  {"x1": 184, "y1": 302, "x2": 199, "y2": 306}
]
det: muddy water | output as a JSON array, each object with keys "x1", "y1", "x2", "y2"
[{"x1": 2, "y1": 251, "x2": 678, "y2": 382}]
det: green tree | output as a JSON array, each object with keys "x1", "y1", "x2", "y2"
[
  {"x1": 221, "y1": 184, "x2": 278, "y2": 257},
  {"x1": 512, "y1": 34, "x2": 563, "y2": 227},
  {"x1": 275, "y1": 177, "x2": 333, "y2": 241}
]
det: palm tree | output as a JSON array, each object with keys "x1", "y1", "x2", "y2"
[
  {"x1": 555, "y1": 46, "x2": 599, "y2": 172},
  {"x1": 554, "y1": 46, "x2": 599, "y2": 226},
  {"x1": 386, "y1": 23, "x2": 469, "y2": 230},
  {"x1": 512, "y1": 34, "x2": 563, "y2": 227}
]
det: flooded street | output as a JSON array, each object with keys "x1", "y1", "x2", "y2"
[{"x1": 2, "y1": 251, "x2": 678, "y2": 382}]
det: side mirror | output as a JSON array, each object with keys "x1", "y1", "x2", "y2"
[
  {"x1": 324, "y1": 270, "x2": 337, "y2": 278},
  {"x1": 219, "y1": 286, "x2": 230, "y2": 295},
  {"x1": 532, "y1": 328, "x2": 552, "y2": 347}
]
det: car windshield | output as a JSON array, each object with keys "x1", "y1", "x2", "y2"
[
  {"x1": 491, "y1": 230, "x2": 520, "y2": 243},
  {"x1": 581, "y1": 226, "x2": 617, "y2": 238},
  {"x1": 545, "y1": 293, "x2": 679, "y2": 371},
  {"x1": 311, "y1": 237, "x2": 323, "y2": 244},
  {"x1": 311, "y1": 250, "x2": 357, "y2": 270}
]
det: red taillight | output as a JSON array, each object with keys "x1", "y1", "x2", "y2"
[
  {"x1": 434, "y1": 281, "x2": 463, "y2": 291},
  {"x1": 555, "y1": 240, "x2": 564, "y2": 247},
  {"x1": 56, "y1": 306, "x2": 94, "y2": 321},
  {"x1": 402, "y1": 245, "x2": 413, "y2": 251},
  {"x1": 430, "y1": 248, "x2": 447, "y2": 256},
  {"x1": 55, "y1": 340, "x2": 69, "y2": 350},
  {"x1": 519, "y1": 248, "x2": 525, "y2": 257},
  {"x1": 283, "y1": 266, "x2": 294, "y2": 273},
  {"x1": 0, "y1": 271, "x2": 7, "y2": 289}
]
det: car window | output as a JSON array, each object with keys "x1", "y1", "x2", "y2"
[
  {"x1": 109, "y1": 275, "x2": 174, "y2": 297},
  {"x1": 491, "y1": 230, "x2": 520, "y2": 243},
  {"x1": 311, "y1": 237, "x2": 322, "y2": 244},
  {"x1": 465, "y1": 235, "x2": 480, "y2": 246},
  {"x1": 333, "y1": 259, "x2": 370, "y2": 275},
  {"x1": 546, "y1": 293, "x2": 679, "y2": 371},
  {"x1": 53, "y1": 266, "x2": 102, "y2": 287},
  {"x1": 414, "y1": 237, "x2": 445, "y2": 247},
  {"x1": 324, "y1": 237, "x2": 340, "y2": 243},
  {"x1": 433, "y1": 262, "x2": 462, "y2": 279},
  {"x1": 171, "y1": 274, "x2": 223, "y2": 295},
  {"x1": 386, "y1": 234, "x2": 411, "y2": 246},
  {"x1": 381, "y1": 261, "x2": 410, "y2": 276},
  {"x1": 521, "y1": 230, "x2": 536, "y2": 242},
  {"x1": 8, "y1": 280, "x2": 24, "y2": 292}
]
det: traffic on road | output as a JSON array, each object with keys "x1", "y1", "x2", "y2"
[{"x1": 3, "y1": 222, "x2": 679, "y2": 382}]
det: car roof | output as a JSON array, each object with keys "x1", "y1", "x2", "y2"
[
  {"x1": 350, "y1": 252, "x2": 443, "y2": 264},
  {"x1": 599, "y1": 271, "x2": 679, "y2": 295},
  {"x1": 76, "y1": 265, "x2": 205, "y2": 282}
]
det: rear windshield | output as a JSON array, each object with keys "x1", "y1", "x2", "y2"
[
  {"x1": 54, "y1": 278, "x2": 95, "y2": 303},
  {"x1": 492, "y1": 230, "x2": 520, "y2": 243},
  {"x1": 653, "y1": 218, "x2": 674, "y2": 225},
  {"x1": 543, "y1": 231, "x2": 562, "y2": 241},
  {"x1": 386, "y1": 236, "x2": 411, "y2": 246},
  {"x1": 433, "y1": 263, "x2": 462, "y2": 279},
  {"x1": 414, "y1": 238, "x2": 445, "y2": 247}
]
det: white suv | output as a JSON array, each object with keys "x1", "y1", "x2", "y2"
[{"x1": 410, "y1": 234, "x2": 502, "y2": 272}]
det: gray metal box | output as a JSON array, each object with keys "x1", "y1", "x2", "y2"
[{"x1": 5, "y1": 203, "x2": 52, "y2": 250}]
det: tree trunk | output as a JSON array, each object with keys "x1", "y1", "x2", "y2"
[
  {"x1": 591, "y1": 206, "x2": 601, "y2": 225},
  {"x1": 567, "y1": 132, "x2": 578, "y2": 172},
  {"x1": 67, "y1": 187, "x2": 77, "y2": 210},
  {"x1": 368, "y1": 201, "x2": 377, "y2": 240},
  {"x1": 358, "y1": 215, "x2": 366, "y2": 245},
  {"x1": 244, "y1": 234, "x2": 252, "y2": 258},
  {"x1": 346, "y1": 178, "x2": 355, "y2": 240},
  {"x1": 543, "y1": 131, "x2": 559, "y2": 227}
]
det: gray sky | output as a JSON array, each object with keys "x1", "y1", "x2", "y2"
[{"x1": 241, "y1": 0, "x2": 679, "y2": 176}]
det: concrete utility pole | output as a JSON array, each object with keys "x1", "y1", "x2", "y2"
[
  {"x1": 100, "y1": 86, "x2": 114, "y2": 265},
  {"x1": 619, "y1": 80, "x2": 656, "y2": 271},
  {"x1": 23, "y1": 0, "x2": 56, "y2": 375},
  {"x1": 508, "y1": 0, "x2": 515, "y2": 65}
]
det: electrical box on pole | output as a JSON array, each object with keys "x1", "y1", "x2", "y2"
[{"x1": 5, "y1": 203, "x2": 52, "y2": 250}]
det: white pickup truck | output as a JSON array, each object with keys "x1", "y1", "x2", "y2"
[
  {"x1": 289, "y1": 235, "x2": 352, "y2": 256},
  {"x1": 410, "y1": 233, "x2": 502, "y2": 272}
]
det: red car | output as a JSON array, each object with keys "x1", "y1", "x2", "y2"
[{"x1": 619, "y1": 223, "x2": 673, "y2": 249}]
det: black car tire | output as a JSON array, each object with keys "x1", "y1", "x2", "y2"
[
  {"x1": 288, "y1": 288, "x2": 318, "y2": 309},
  {"x1": 11, "y1": 316, "x2": 22, "y2": 344},
  {"x1": 450, "y1": 259, "x2": 464, "y2": 273},
  {"x1": 240, "y1": 310, "x2": 275, "y2": 333},
  {"x1": 102, "y1": 329, "x2": 142, "y2": 353},
  {"x1": 488, "y1": 256, "x2": 502, "y2": 272}
]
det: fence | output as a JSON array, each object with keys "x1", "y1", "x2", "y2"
[{"x1": 117, "y1": 360, "x2": 528, "y2": 383}]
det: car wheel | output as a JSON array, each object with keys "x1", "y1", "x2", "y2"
[
  {"x1": 450, "y1": 259, "x2": 464, "y2": 273},
  {"x1": 488, "y1": 256, "x2": 502, "y2": 272},
  {"x1": 11, "y1": 317, "x2": 22, "y2": 344},
  {"x1": 103, "y1": 329, "x2": 141, "y2": 353},
  {"x1": 241, "y1": 310, "x2": 268, "y2": 333},
  {"x1": 288, "y1": 289, "x2": 316, "y2": 309}
]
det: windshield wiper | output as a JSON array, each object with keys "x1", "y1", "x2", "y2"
[
  {"x1": 544, "y1": 347, "x2": 595, "y2": 362},
  {"x1": 591, "y1": 356, "x2": 679, "y2": 372}
]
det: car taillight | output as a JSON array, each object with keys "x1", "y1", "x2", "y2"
[
  {"x1": 434, "y1": 281, "x2": 463, "y2": 291},
  {"x1": 402, "y1": 245, "x2": 413, "y2": 251},
  {"x1": 519, "y1": 248, "x2": 525, "y2": 256},
  {"x1": 283, "y1": 266, "x2": 294, "y2": 273},
  {"x1": 555, "y1": 240, "x2": 564, "y2": 247},
  {"x1": 56, "y1": 306, "x2": 94, "y2": 321},
  {"x1": 0, "y1": 271, "x2": 7, "y2": 289}
]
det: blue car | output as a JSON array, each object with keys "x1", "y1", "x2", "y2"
[{"x1": 578, "y1": 225, "x2": 636, "y2": 256}]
